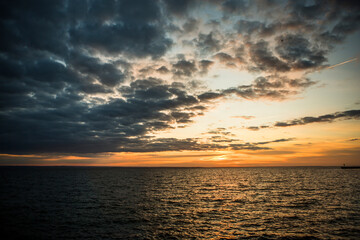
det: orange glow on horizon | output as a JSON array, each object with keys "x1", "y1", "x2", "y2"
[{"x1": 1, "y1": 137, "x2": 358, "y2": 167}]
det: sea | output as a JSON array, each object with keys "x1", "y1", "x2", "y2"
[{"x1": 0, "y1": 167, "x2": 359, "y2": 239}]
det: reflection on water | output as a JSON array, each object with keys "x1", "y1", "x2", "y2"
[{"x1": 1, "y1": 167, "x2": 359, "y2": 239}]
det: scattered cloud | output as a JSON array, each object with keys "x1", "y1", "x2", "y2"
[
  {"x1": 274, "y1": 110, "x2": 360, "y2": 127},
  {"x1": 172, "y1": 59, "x2": 198, "y2": 78},
  {"x1": 244, "y1": 110, "x2": 360, "y2": 130},
  {"x1": 199, "y1": 75, "x2": 316, "y2": 101},
  {"x1": 230, "y1": 138, "x2": 294, "y2": 151}
]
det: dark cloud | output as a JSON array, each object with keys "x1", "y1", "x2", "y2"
[
  {"x1": 0, "y1": 0, "x2": 175, "y2": 113},
  {"x1": 229, "y1": 138, "x2": 294, "y2": 151},
  {"x1": 198, "y1": 92, "x2": 225, "y2": 101},
  {"x1": 172, "y1": 59, "x2": 198, "y2": 78},
  {"x1": 275, "y1": 34, "x2": 327, "y2": 70},
  {"x1": 206, "y1": 127, "x2": 234, "y2": 137},
  {"x1": 182, "y1": 18, "x2": 199, "y2": 33},
  {"x1": 1, "y1": 0, "x2": 173, "y2": 59},
  {"x1": 247, "y1": 126, "x2": 260, "y2": 131},
  {"x1": 257, "y1": 138, "x2": 295, "y2": 145},
  {"x1": 249, "y1": 40, "x2": 290, "y2": 72},
  {"x1": 156, "y1": 66, "x2": 170, "y2": 74},
  {"x1": 274, "y1": 110, "x2": 360, "y2": 127},
  {"x1": 116, "y1": 137, "x2": 224, "y2": 152},
  {"x1": 0, "y1": 0, "x2": 186, "y2": 154},
  {"x1": 70, "y1": 22, "x2": 172, "y2": 59},
  {"x1": 199, "y1": 60, "x2": 214, "y2": 75},
  {"x1": 213, "y1": 52, "x2": 244, "y2": 68},
  {"x1": 246, "y1": 125, "x2": 269, "y2": 131},
  {"x1": 235, "y1": 18, "x2": 315, "y2": 39},
  {"x1": 235, "y1": 20, "x2": 264, "y2": 36},
  {"x1": 204, "y1": 128, "x2": 241, "y2": 144},
  {"x1": 1, "y1": 55, "x2": 310, "y2": 154},
  {"x1": 195, "y1": 32, "x2": 222, "y2": 55},
  {"x1": 214, "y1": 52, "x2": 234, "y2": 62},
  {"x1": 177, "y1": 1, "x2": 358, "y2": 76},
  {"x1": 228, "y1": 1, "x2": 360, "y2": 73},
  {"x1": 289, "y1": 1, "x2": 329, "y2": 21},
  {"x1": 114, "y1": 136, "x2": 292, "y2": 152},
  {"x1": 163, "y1": 0, "x2": 193, "y2": 17},
  {"x1": 221, "y1": 0, "x2": 250, "y2": 14},
  {"x1": 320, "y1": 14, "x2": 360, "y2": 44},
  {"x1": 210, "y1": 0, "x2": 359, "y2": 75},
  {"x1": 230, "y1": 144, "x2": 270, "y2": 150},
  {"x1": 0, "y1": 0, "x2": 68, "y2": 56},
  {"x1": 199, "y1": 75, "x2": 315, "y2": 101},
  {"x1": 0, "y1": 75, "x2": 207, "y2": 154},
  {"x1": 185, "y1": 105, "x2": 208, "y2": 112},
  {"x1": 244, "y1": 110, "x2": 360, "y2": 130},
  {"x1": 69, "y1": 51, "x2": 127, "y2": 87},
  {"x1": 211, "y1": 139, "x2": 239, "y2": 143},
  {"x1": 69, "y1": 0, "x2": 173, "y2": 59}
]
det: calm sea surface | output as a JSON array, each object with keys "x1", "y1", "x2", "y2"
[{"x1": 0, "y1": 167, "x2": 359, "y2": 239}]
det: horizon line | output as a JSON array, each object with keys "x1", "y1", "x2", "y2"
[{"x1": 0, "y1": 165, "x2": 351, "y2": 168}]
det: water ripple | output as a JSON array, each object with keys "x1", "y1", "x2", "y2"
[{"x1": 0, "y1": 167, "x2": 359, "y2": 239}]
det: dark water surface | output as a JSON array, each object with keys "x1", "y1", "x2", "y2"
[{"x1": 1, "y1": 167, "x2": 359, "y2": 239}]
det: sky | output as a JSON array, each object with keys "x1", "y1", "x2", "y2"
[{"x1": 0, "y1": 0, "x2": 359, "y2": 167}]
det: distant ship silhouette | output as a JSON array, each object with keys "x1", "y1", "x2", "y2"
[{"x1": 341, "y1": 164, "x2": 360, "y2": 169}]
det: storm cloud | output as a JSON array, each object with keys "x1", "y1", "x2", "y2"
[
  {"x1": 1, "y1": 77, "x2": 205, "y2": 154},
  {"x1": 1, "y1": 0, "x2": 359, "y2": 157}
]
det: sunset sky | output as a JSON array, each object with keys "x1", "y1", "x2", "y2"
[{"x1": 1, "y1": 0, "x2": 359, "y2": 166}]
